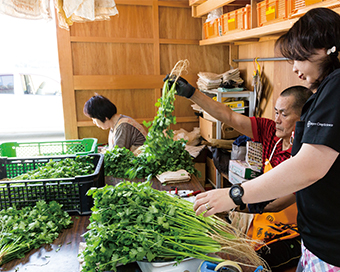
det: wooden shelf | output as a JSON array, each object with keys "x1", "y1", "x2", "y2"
[
  {"x1": 194, "y1": 0, "x2": 340, "y2": 45},
  {"x1": 199, "y1": 18, "x2": 298, "y2": 45},
  {"x1": 196, "y1": 0, "x2": 236, "y2": 16}
]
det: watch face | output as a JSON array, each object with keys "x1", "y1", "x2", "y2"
[{"x1": 231, "y1": 187, "x2": 241, "y2": 197}]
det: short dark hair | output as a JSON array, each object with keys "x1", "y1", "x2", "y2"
[
  {"x1": 280, "y1": 85, "x2": 313, "y2": 115},
  {"x1": 83, "y1": 94, "x2": 117, "y2": 123},
  {"x1": 275, "y1": 8, "x2": 340, "y2": 89}
]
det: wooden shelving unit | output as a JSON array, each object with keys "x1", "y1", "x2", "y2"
[
  {"x1": 191, "y1": 0, "x2": 340, "y2": 45},
  {"x1": 199, "y1": 18, "x2": 298, "y2": 45}
]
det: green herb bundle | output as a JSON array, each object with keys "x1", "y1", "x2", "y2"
[
  {"x1": 0, "y1": 201, "x2": 73, "y2": 265},
  {"x1": 128, "y1": 69, "x2": 197, "y2": 179},
  {"x1": 104, "y1": 146, "x2": 135, "y2": 177},
  {"x1": 104, "y1": 61, "x2": 197, "y2": 180},
  {"x1": 81, "y1": 181, "x2": 266, "y2": 272},
  {"x1": 12, "y1": 156, "x2": 95, "y2": 180}
]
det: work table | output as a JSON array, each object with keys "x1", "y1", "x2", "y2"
[{"x1": 0, "y1": 176, "x2": 205, "y2": 272}]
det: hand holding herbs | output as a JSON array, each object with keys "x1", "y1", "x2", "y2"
[
  {"x1": 81, "y1": 181, "x2": 267, "y2": 272},
  {"x1": 0, "y1": 201, "x2": 73, "y2": 265}
]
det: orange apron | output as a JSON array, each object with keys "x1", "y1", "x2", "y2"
[{"x1": 247, "y1": 138, "x2": 299, "y2": 249}]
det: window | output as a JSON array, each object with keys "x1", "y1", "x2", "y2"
[{"x1": 0, "y1": 74, "x2": 14, "y2": 94}]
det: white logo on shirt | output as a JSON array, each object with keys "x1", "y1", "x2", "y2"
[{"x1": 307, "y1": 121, "x2": 334, "y2": 128}]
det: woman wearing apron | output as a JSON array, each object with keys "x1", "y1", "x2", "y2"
[
  {"x1": 83, "y1": 94, "x2": 147, "y2": 152},
  {"x1": 194, "y1": 8, "x2": 340, "y2": 271}
]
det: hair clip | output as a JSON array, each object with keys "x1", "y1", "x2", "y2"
[{"x1": 327, "y1": 46, "x2": 336, "y2": 55}]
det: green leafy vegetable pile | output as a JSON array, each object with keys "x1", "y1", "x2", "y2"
[
  {"x1": 104, "y1": 146, "x2": 135, "y2": 177},
  {"x1": 104, "y1": 74, "x2": 197, "y2": 180},
  {"x1": 12, "y1": 156, "x2": 95, "y2": 180},
  {"x1": 81, "y1": 181, "x2": 265, "y2": 272},
  {"x1": 0, "y1": 201, "x2": 73, "y2": 265}
]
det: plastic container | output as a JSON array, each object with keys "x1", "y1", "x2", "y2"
[
  {"x1": 290, "y1": 0, "x2": 324, "y2": 15},
  {"x1": 0, "y1": 153, "x2": 104, "y2": 215},
  {"x1": 0, "y1": 138, "x2": 98, "y2": 158},
  {"x1": 221, "y1": 5, "x2": 251, "y2": 34},
  {"x1": 257, "y1": 0, "x2": 291, "y2": 26},
  {"x1": 200, "y1": 261, "x2": 264, "y2": 272},
  {"x1": 203, "y1": 18, "x2": 221, "y2": 39},
  {"x1": 137, "y1": 257, "x2": 203, "y2": 272}
]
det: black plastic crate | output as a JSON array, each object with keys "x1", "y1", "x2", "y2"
[{"x1": 0, "y1": 153, "x2": 105, "y2": 215}]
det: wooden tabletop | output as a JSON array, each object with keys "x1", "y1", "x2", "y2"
[
  {"x1": 0, "y1": 176, "x2": 205, "y2": 272},
  {"x1": 105, "y1": 174, "x2": 205, "y2": 192}
]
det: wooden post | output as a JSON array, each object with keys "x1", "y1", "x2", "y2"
[
  {"x1": 55, "y1": 15, "x2": 78, "y2": 139},
  {"x1": 229, "y1": 44, "x2": 238, "y2": 69}
]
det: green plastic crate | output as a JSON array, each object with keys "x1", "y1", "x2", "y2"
[{"x1": 0, "y1": 138, "x2": 98, "y2": 158}]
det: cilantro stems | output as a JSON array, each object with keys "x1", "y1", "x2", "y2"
[{"x1": 81, "y1": 181, "x2": 266, "y2": 272}]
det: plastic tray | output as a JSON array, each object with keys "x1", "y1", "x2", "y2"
[
  {"x1": 0, "y1": 138, "x2": 98, "y2": 158},
  {"x1": 0, "y1": 153, "x2": 104, "y2": 215}
]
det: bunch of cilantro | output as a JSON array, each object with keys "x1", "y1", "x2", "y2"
[
  {"x1": 103, "y1": 146, "x2": 135, "y2": 177},
  {"x1": 0, "y1": 201, "x2": 73, "y2": 265},
  {"x1": 103, "y1": 77, "x2": 197, "y2": 180},
  {"x1": 81, "y1": 181, "x2": 236, "y2": 272},
  {"x1": 12, "y1": 156, "x2": 95, "y2": 180}
]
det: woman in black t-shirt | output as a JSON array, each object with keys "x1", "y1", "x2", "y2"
[{"x1": 191, "y1": 8, "x2": 340, "y2": 271}]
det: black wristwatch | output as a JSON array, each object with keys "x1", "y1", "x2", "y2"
[{"x1": 229, "y1": 184, "x2": 246, "y2": 210}]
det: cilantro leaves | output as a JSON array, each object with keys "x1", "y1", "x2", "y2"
[
  {"x1": 0, "y1": 201, "x2": 73, "y2": 265},
  {"x1": 81, "y1": 181, "x2": 235, "y2": 271}
]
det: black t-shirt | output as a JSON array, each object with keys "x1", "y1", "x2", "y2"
[{"x1": 292, "y1": 69, "x2": 340, "y2": 266}]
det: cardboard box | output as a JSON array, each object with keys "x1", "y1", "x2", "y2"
[
  {"x1": 229, "y1": 160, "x2": 261, "y2": 179},
  {"x1": 199, "y1": 117, "x2": 241, "y2": 140},
  {"x1": 221, "y1": 123, "x2": 242, "y2": 139},
  {"x1": 228, "y1": 170, "x2": 249, "y2": 184},
  {"x1": 199, "y1": 116, "x2": 216, "y2": 140}
]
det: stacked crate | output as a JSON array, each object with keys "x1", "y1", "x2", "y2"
[
  {"x1": 257, "y1": 0, "x2": 292, "y2": 26},
  {"x1": 203, "y1": 18, "x2": 222, "y2": 39},
  {"x1": 221, "y1": 5, "x2": 251, "y2": 34}
]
